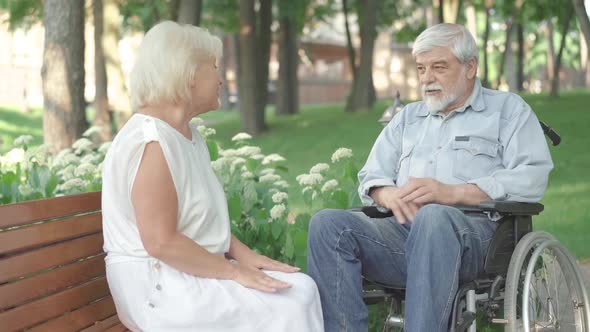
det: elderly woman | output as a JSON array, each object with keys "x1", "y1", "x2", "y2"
[{"x1": 101, "y1": 21, "x2": 323, "y2": 331}]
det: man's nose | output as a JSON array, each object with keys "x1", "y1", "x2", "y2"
[{"x1": 421, "y1": 68, "x2": 435, "y2": 84}]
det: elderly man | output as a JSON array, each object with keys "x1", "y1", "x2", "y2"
[{"x1": 307, "y1": 23, "x2": 553, "y2": 331}]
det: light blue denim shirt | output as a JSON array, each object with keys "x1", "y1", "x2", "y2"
[{"x1": 358, "y1": 79, "x2": 553, "y2": 205}]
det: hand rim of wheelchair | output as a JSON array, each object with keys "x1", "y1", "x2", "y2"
[{"x1": 505, "y1": 233, "x2": 590, "y2": 332}]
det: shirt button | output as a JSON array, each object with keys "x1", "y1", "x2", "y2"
[
  {"x1": 429, "y1": 161, "x2": 433, "y2": 164},
  {"x1": 437, "y1": 146, "x2": 442, "y2": 150},
  {"x1": 156, "y1": 284, "x2": 162, "y2": 291},
  {"x1": 154, "y1": 262, "x2": 161, "y2": 269},
  {"x1": 148, "y1": 302, "x2": 155, "y2": 308}
]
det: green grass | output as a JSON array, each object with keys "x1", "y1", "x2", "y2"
[{"x1": 1, "y1": 91, "x2": 589, "y2": 259}]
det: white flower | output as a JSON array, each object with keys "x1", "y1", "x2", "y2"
[
  {"x1": 259, "y1": 173, "x2": 281, "y2": 183},
  {"x1": 80, "y1": 154, "x2": 100, "y2": 165},
  {"x1": 321, "y1": 179, "x2": 339, "y2": 193},
  {"x1": 1, "y1": 148, "x2": 25, "y2": 166},
  {"x1": 251, "y1": 154, "x2": 264, "y2": 160},
  {"x1": 197, "y1": 126, "x2": 216, "y2": 138},
  {"x1": 72, "y1": 138, "x2": 94, "y2": 154},
  {"x1": 296, "y1": 173, "x2": 324, "y2": 186},
  {"x1": 13, "y1": 135, "x2": 33, "y2": 147},
  {"x1": 190, "y1": 117, "x2": 204, "y2": 125},
  {"x1": 241, "y1": 171, "x2": 254, "y2": 179},
  {"x1": 312, "y1": 191, "x2": 319, "y2": 200},
  {"x1": 75, "y1": 163, "x2": 96, "y2": 177},
  {"x1": 220, "y1": 149, "x2": 239, "y2": 158},
  {"x1": 273, "y1": 180, "x2": 289, "y2": 188},
  {"x1": 310, "y1": 163, "x2": 330, "y2": 174},
  {"x1": 82, "y1": 126, "x2": 103, "y2": 137},
  {"x1": 232, "y1": 132, "x2": 252, "y2": 142},
  {"x1": 231, "y1": 157, "x2": 246, "y2": 167},
  {"x1": 269, "y1": 204, "x2": 286, "y2": 221},
  {"x1": 28, "y1": 144, "x2": 52, "y2": 164},
  {"x1": 58, "y1": 164, "x2": 76, "y2": 180},
  {"x1": 19, "y1": 184, "x2": 34, "y2": 196},
  {"x1": 302, "y1": 186, "x2": 313, "y2": 195},
  {"x1": 272, "y1": 191, "x2": 288, "y2": 203},
  {"x1": 211, "y1": 157, "x2": 230, "y2": 172},
  {"x1": 237, "y1": 146, "x2": 262, "y2": 157},
  {"x1": 331, "y1": 147, "x2": 353, "y2": 163},
  {"x1": 262, "y1": 153, "x2": 286, "y2": 165},
  {"x1": 58, "y1": 178, "x2": 88, "y2": 191},
  {"x1": 259, "y1": 168, "x2": 275, "y2": 175},
  {"x1": 63, "y1": 153, "x2": 80, "y2": 165},
  {"x1": 98, "y1": 142, "x2": 111, "y2": 154}
]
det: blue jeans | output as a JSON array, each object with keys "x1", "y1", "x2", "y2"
[{"x1": 307, "y1": 204, "x2": 497, "y2": 332}]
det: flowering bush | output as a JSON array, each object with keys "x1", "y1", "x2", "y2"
[{"x1": 0, "y1": 128, "x2": 106, "y2": 204}]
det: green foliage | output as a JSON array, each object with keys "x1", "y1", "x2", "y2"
[{"x1": 0, "y1": 0, "x2": 42, "y2": 31}]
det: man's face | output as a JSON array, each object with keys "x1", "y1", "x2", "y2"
[{"x1": 415, "y1": 47, "x2": 475, "y2": 114}]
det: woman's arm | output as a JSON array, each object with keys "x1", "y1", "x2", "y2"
[
  {"x1": 228, "y1": 235, "x2": 299, "y2": 273},
  {"x1": 131, "y1": 142, "x2": 290, "y2": 292}
]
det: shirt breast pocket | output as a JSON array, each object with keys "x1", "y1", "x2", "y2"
[{"x1": 452, "y1": 136, "x2": 501, "y2": 182}]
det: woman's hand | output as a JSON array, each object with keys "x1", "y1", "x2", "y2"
[
  {"x1": 243, "y1": 253, "x2": 300, "y2": 273},
  {"x1": 231, "y1": 261, "x2": 292, "y2": 293}
]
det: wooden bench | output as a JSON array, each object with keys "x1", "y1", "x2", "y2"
[{"x1": 0, "y1": 191, "x2": 129, "y2": 332}]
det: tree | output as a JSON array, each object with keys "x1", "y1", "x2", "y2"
[
  {"x1": 93, "y1": 0, "x2": 113, "y2": 142},
  {"x1": 238, "y1": 0, "x2": 265, "y2": 134},
  {"x1": 41, "y1": 0, "x2": 87, "y2": 151},
  {"x1": 177, "y1": 0, "x2": 202, "y2": 26},
  {"x1": 573, "y1": 0, "x2": 590, "y2": 84},
  {"x1": 256, "y1": 0, "x2": 272, "y2": 113},
  {"x1": 550, "y1": 2, "x2": 575, "y2": 97},
  {"x1": 345, "y1": 0, "x2": 379, "y2": 112}
]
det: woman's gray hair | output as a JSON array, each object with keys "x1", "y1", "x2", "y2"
[
  {"x1": 130, "y1": 21, "x2": 222, "y2": 111},
  {"x1": 412, "y1": 23, "x2": 478, "y2": 64}
]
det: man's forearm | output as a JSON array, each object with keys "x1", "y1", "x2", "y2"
[{"x1": 452, "y1": 183, "x2": 491, "y2": 205}]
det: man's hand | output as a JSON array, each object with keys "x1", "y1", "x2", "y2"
[
  {"x1": 397, "y1": 177, "x2": 460, "y2": 206},
  {"x1": 371, "y1": 186, "x2": 422, "y2": 224}
]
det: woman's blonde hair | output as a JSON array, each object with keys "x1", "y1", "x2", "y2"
[{"x1": 129, "y1": 21, "x2": 222, "y2": 111}]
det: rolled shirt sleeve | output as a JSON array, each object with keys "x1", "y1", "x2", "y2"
[
  {"x1": 358, "y1": 114, "x2": 403, "y2": 205},
  {"x1": 467, "y1": 102, "x2": 553, "y2": 202}
]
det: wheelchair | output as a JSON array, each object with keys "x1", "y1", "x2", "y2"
[
  {"x1": 363, "y1": 98, "x2": 589, "y2": 331},
  {"x1": 357, "y1": 202, "x2": 590, "y2": 332}
]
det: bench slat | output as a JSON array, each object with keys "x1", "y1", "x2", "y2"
[
  {"x1": 81, "y1": 315, "x2": 125, "y2": 332},
  {"x1": 0, "y1": 277, "x2": 110, "y2": 331},
  {"x1": 0, "y1": 233, "x2": 103, "y2": 284},
  {"x1": 0, "y1": 191, "x2": 101, "y2": 229},
  {"x1": 0, "y1": 212, "x2": 102, "y2": 256},
  {"x1": 0, "y1": 254, "x2": 106, "y2": 310},
  {"x1": 104, "y1": 323, "x2": 129, "y2": 332},
  {"x1": 27, "y1": 296, "x2": 117, "y2": 332}
]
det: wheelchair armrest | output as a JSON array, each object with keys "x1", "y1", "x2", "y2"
[
  {"x1": 353, "y1": 201, "x2": 543, "y2": 219},
  {"x1": 454, "y1": 200, "x2": 544, "y2": 216}
]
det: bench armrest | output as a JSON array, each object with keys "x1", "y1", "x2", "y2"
[{"x1": 353, "y1": 201, "x2": 544, "y2": 219}]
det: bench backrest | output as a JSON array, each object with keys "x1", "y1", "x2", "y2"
[{"x1": 0, "y1": 191, "x2": 118, "y2": 331}]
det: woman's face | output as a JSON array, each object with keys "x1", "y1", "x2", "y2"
[{"x1": 189, "y1": 57, "x2": 222, "y2": 115}]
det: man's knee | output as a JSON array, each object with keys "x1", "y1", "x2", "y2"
[
  {"x1": 308, "y1": 209, "x2": 351, "y2": 245},
  {"x1": 412, "y1": 204, "x2": 462, "y2": 235}
]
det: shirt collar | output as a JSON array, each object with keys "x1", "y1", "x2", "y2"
[{"x1": 416, "y1": 78, "x2": 485, "y2": 117}]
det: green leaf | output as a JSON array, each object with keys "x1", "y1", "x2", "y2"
[
  {"x1": 245, "y1": 159, "x2": 259, "y2": 172},
  {"x1": 206, "y1": 140, "x2": 219, "y2": 161},
  {"x1": 294, "y1": 213, "x2": 311, "y2": 231},
  {"x1": 227, "y1": 194, "x2": 242, "y2": 222},
  {"x1": 293, "y1": 230, "x2": 308, "y2": 254},
  {"x1": 330, "y1": 190, "x2": 349, "y2": 209},
  {"x1": 254, "y1": 209, "x2": 269, "y2": 225},
  {"x1": 285, "y1": 232, "x2": 295, "y2": 259},
  {"x1": 344, "y1": 161, "x2": 359, "y2": 184},
  {"x1": 271, "y1": 219, "x2": 283, "y2": 240}
]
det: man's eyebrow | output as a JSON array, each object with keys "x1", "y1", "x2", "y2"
[{"x1": 415, "y1": 60, "x2": 449, "y2": 66}]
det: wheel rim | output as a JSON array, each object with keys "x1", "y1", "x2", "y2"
[{"x1": 522, "y1": 240, "x2": 585, "y2": 331}]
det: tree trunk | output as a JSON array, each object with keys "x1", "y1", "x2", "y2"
[
  {"x1": 342, "y1": 0, "x2": 357, "y2": 80},
  {"x1": 345, "y1": 0, "x2": 377, "y2": 113},
  {"x1": 465, "y1": 0, "x2": 477, "y2": 41},
  {"x1": 277, "y1": 16, "x2": 299, "y2": 116},
  {"x1": 443, "y1": 0, "x2": 462, "y2": 23},
  {"x1": 219, "y1": 34, "x2": 232, "y2": 110},
  {"x1": 42, "y1": 0, "x2": 87, "y2": 152},
  {"x1": 482, "y1": 3, "x2": 492, "y2": 87},
  {"x1": 495, "y1": 19, "x2": 514, "y2": 89},
  {"x1": 550, "y1": 5, "x2": 575, "y2": 98},
  {"x1": 546, "y1": 19, "x2": 555, "y2": 83},
  {"x1": 573, "y1": 0, "x2": 590, "y2": 85},
  {"x1": 168, "y1": 0, "x2": 180, "y2": 21},
  {"x1": 93, "y1": 0, "x2": 112, "y2": 142},
  {"x1": 104, "y1": 0, "x2": 131, "y2": 130},
  {"x1": 238, "y1": 0, "x2": 265, "y2": 134},
  {"x1": 177, "y1": 0, "x2": 202, "y2": 26},
  {"x1": 256, "y1": 0, "x2": 272, "y2": 113},
  {"x1": 436, "y1": 0, "x2": 444, "y2": 23},
  {"x1": 516, "y1": 22, "x2": 525, "y2": 92}
]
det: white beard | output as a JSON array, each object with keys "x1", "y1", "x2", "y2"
[{"x1": 422, "y1": 83, "x2": 459, "y2": 114}]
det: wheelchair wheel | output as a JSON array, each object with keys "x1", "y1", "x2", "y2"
[{"x1": 504, "y1": 231, "x2": 590, "y2": 331}]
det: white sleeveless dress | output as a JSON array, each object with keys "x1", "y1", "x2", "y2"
[{"x1": 101, "y1": 113, "x2": 324, "y2": 332}]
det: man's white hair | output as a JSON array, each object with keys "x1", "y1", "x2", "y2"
[
  {"x1": 412, "y1": 23, "x2": 478, "y2": 64},
  {"x1": 130, "y1": 21, "x2": 222, "y2": 111}
]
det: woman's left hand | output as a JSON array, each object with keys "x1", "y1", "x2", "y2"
[{"x1": 243, "y1": 253, "x2": 300, "y2": 273}]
